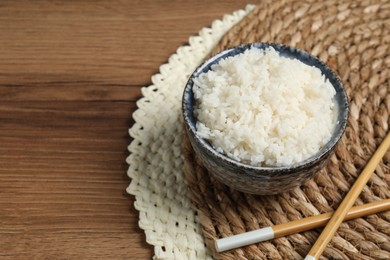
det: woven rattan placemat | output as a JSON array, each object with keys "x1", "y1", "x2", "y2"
[{"x1": 183, "y1": 1, "x2": 390, "y2": 259}]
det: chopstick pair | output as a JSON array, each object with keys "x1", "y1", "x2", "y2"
[{"x1": 216, "y1": 132, "x2": 390, "y2": 255}]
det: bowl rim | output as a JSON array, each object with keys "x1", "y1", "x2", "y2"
[{"x1": 182, "y1": 42, "x2": 349, "y2": 175}]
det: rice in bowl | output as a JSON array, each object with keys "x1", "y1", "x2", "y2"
[{"x1": 193, "y1": 47, "x2": 336, "y2": 167}]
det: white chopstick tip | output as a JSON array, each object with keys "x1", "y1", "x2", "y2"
[
  {"x1": 215, "y1": 227, "x2": 274, "y2": 252},
  {"x1": 304, "y1": 255, "x2": 316, "y2": 260}
]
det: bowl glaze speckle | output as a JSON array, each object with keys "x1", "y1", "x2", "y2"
[{"x1": 182, "y1": 43, "x2": 349, "y2": 195}]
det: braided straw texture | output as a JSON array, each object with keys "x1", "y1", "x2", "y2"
[
  {"x1": 183, "y1": 0, "x2": 390, "y2": 259},
  {"x1": 127, "y1": 5, "x2": 254, "y2": 259}
]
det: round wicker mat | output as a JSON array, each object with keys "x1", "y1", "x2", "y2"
[{"x1": 183, "y1": 1, "x2": 390, "y2": 259}]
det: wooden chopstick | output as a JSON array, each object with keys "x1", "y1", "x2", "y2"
[
  {"x1": 305, "y1": 132, "x2": 390, "y2": 260},
  {"x1": 215, "y1": 199, "x2": 390, "y2": 252}
]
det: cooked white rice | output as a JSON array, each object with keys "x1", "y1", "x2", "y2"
[{"x1": 193, "y1": 47, "x2": 336, "y2": 166}]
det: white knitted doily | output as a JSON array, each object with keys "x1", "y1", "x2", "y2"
[{"x1": 127, "y1": 5, "x2": 254, "y2": 260}]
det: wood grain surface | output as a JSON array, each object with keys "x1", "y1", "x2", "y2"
[{"x1": 0, "y1": 1, "x2": 251, "y2": 259}]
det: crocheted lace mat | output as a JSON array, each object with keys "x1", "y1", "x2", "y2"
[
  {"x1": 127, "y1": 5, "x2": 254, "y2": 260},
  {"x1": 183, "y1": 1, "x2": 390, "y2": 260}
]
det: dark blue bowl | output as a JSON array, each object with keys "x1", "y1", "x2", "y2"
[{"x1": 182, "y1": 43, "x2": 349, "y2": 195}]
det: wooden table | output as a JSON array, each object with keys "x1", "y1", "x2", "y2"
[{"x1": 0, "y1": 1, "x2": 250, "y2": 258}]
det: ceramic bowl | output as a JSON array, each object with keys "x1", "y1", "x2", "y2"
[{"x1": 182, "y1": 42, "x2": 349, "y2": 195}]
